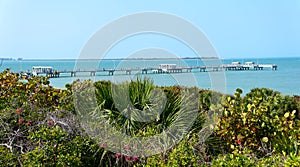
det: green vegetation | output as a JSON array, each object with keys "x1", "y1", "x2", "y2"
[{"x1": 0, "y1": 69, "x2": 300, "y2": 166}]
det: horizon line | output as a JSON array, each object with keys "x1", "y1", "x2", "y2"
[{"x1": 2, "y1": 56, "x2": 299, "y2": 61}]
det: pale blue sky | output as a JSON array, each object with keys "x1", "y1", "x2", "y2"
[{"x1": 0, "y1": 0, "x2": 300, "y2": 59}]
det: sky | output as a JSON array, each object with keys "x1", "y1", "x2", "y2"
[{"x1": 0, "y1": 0, "x2": 300, "y2": 59}]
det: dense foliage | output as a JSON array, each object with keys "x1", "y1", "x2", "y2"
[
  {"x1": 217, "y1": 88, "x2": 300, "y2": 156},
  {"x1": 0, "y1": 69, "x2": 300, "y2": 166}
]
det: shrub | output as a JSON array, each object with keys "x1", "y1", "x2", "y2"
[
  {"x1": 212, "y1": 153, "x2": 255, "y2": 167},
  {"x1": 216, "y1": 88, "x2": 300, "y2": 157},
  {"x1": 138, "y1": 134, "x2": 204, "y2": 167},
  {"x1": 22, "y1": 125, "x2": 105, "y2": 166}
]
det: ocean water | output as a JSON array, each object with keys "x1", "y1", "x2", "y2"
[{"x1": 1, "y1": 57, "x2": 300, "y2": 96}]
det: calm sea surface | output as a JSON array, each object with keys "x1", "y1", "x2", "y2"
[{"x1": 1, "y1": 57, "x2": 300, "y2": 96}]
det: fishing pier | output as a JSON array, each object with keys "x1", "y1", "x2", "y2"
[{"x1": 18, "y1": 62, "x2": 277, "y2": 78}]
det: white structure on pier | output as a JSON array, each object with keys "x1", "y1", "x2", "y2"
[
  {"x1": 32, "y1": 66, "x2": 53, "y2": 76},
  {"x1": 159, "y1": 64, "x2": 177, "y2": 72}
]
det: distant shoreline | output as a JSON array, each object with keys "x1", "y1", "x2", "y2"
[
  {"x1": 5, "y1": 57, "x2": 219, "y2": 61},
  {"x1": 2, "y1": 56, "x2": 300, "y2": 62}
]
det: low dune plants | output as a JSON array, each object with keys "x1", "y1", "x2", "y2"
[{"x1": 1, "y1": 69, "x2": 300, "y2": 166}]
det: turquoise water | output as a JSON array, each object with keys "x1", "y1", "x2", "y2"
[{"x1": 1, "y1": 57, "x2": 300, "y2": 96}]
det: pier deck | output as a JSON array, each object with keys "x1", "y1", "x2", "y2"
[{"x1": 16, "y1": 63, "x2": 277, "y2": 78}]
